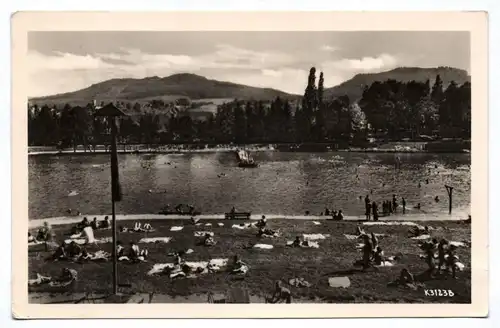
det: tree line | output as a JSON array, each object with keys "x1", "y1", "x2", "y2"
[{"x1": 28, "y1": 68, "x2": 471, "y2": 148}]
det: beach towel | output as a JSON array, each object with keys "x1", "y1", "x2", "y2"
[
  {"x1": 289, "y1": 278, "x2": 312, "y2": 288},
  {"x1": 205, "y1": 223, "x2": 212, "y2": 227},
  {"x1": 217, "y1": 223, "x2": 224, "y2": 227},
  {"x1": 344, "y1": 234, "x2": 363, "y2": 240},
  {"x1": 139, "y1": 237, "x2": 172, "y2": 244},
  {"x1": 195, "y1": 223, "x2": 203, "y2": 226},
  {"x1": 312, "y1": 221, "x2": 321, "y2": 225},
  {"x1": 253, "y1": 244, "x2": 274, "y2": 250},
  {"x1": 118, "y1": 256, "x2": 147, "y2": 263},
  {"x1": 411, "y1": 234, "x2": 431, "y2": 240},
  {"x1": 286, "y1": 241, "x2": 320, "y2": 249},
  {"x1": 303, "y1": 233, "x2": 330, "y2": 241},
  {"x1": 232, "y1": 223, "x2": 256, "y2": 230},
  {"x1": 170, "y1": 226, "x2": 184, "y2": 232},
  {"x1": 328, "y1": 277, "x2": 351, "y2": 288},
  {"x1": 88, "y1": 250, "x2": 111, "y2": 261},
  {"x1": 374, "y1": 261, "x2": 395, "y2": 267},
  {"x1": 68, "y1": 190, "x2": 79, "y2": 197},
  {"x1": 28, "y1": 273, "x2": 52, "y2": 286},
  {"x1": 364, "y1": 221, "x2": 419, "y2": 227},
  {"x1": 147, "y1": 258, "x2": 228, "y2": 278},
  {"x1": 194, "y1": 231, "x2": 214, "y2": 237},
  {"x1": 450, "y1": 241, "x2": 467, "y2": 247}
]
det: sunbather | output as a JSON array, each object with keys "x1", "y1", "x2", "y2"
[
  {"x1": 355, "y1": 225, "x2": 365, "y2": 236},
  {"x1": 67, "y1": 241, "x2": 83, "y2": 258},
  {"x1": 143, "y1": 223, "x2": 153, "y2": 231},
  {"x1": 444, "y1": 245, "x2": 458, "y2": 279},
  {"x1": 133, "y1": 222, "x2": 142, "y2": 232},
  {"x1": 371, "y1": 232, "x2": 379, "y2": 250},
  {"x1": 437, "y1": 238, "x2": 449, "y2": 274},
  {"x1": 373, "y1": 246, "x2": 384, "y2": 266},
  {"x1": 203, "y1": 233, "x2": 217, "y2": 246},
  {"x1": 292, "y1": 236, "x2": 302, "y2": 247},
  {"x1": 101, "y1": 216, "x2": 110, "y2": 229},
  {"x1": 91, "y1": 217, "x2": 99, "y2": 230},
  {"x1": 116, "y1": 241, "x2": 125, "y2": 258},
  {"x1": 78, "y1": 248, "x2": 91, "y2": 261},
  {"x1": 230, "y1": 255, "x2": 248, "y2": 275},
  {"x1": 50, "y1": 242, "x2": 67, "y2": 261},
  {"x1": 361, "y1": 235, "x2": 373, "y2": 270},
  {"x1": 422, "y1": 241, "x2": 436, "y2": 275},
  {"x1": 336, "y1": 210, "x2": 344, "y2": 220},
  {"x1": 256, "y1": 215, "x2": 267, "y2": 228},
  {"x1": 28, "y1": 232, "x2": 36, "y2": 243},
  {"x1": 268, "y1": 280, "x2": 292, "y2": 304}
]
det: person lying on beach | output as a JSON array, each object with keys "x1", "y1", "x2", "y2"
[
  {"x1": 257, "y1": 227, "x2": 279, "y2": 238},
  {"x1": 355, "y1": 225, "x2": 366, "y2": 236},
  {"x1": 387, "y1": 268, "x2": 422, "y2": 290},
  {"x1": 230, "y1": 255, "x2": 249, "y2": 275},
  {"x1": 409, "y1": 225, "x2": 429, "y2": 237},
  {"x1": 268, "y1": 281, "x2": 292, "y2": 304},
  {"x1": 203, "y1": 233, "x2": 217, "y2": 246},
  {"x1": 28, "y1": 232, "x2": 36, "y2": 243},
  {"x1": 50, "y1": 242, "x2": 68, "y2": 261},
  {"x1": 67, "y1": 241, "x2": 83, "y2": 258},
  {"x1": 143, "y1": 223, "x2": 153, "y2": 231},
  {"x1": 116, "y1": 241, "x2": 125, "y2": 258}
]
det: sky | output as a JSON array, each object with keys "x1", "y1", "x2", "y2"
[{"x1": 28, "y1": 31, "x2": 470, "y2": 97}]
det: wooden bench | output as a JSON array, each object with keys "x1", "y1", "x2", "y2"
[{"x1": 225, "y1": 212, "x2": 251, "y2": 220}]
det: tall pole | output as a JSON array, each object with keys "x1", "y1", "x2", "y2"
[
  {"x1": 445, "y1": 185, "x2": 453, "y2": 215},
  {"x1": 110, "y1": 117, "x2": 118, "y2": 295}
]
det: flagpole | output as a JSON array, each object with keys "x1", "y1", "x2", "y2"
[{"x1": 110, "y1": 117, "x2": 118, "y2": 295}]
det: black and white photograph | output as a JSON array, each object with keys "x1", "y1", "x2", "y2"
[{"x1": 12, "y1": 12, "x2": 488, "y2": 317}]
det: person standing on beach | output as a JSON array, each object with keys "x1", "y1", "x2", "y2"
[
  {"x1": 372, "y1": 201, "x2": 379, "y2": 221},
  {"x1": 402, "y1": 198, "x2": 406, "y2": 214},
  {"x1": 365, "y1": 195, "x2": 371, "y2": 220},
  {"x1": 392, "y1": 195, "x2": 398, "y2": 213}
]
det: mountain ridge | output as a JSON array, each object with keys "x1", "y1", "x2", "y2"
[{"x1": 29, "y1": 67, "x2": 470, "y2": 107}]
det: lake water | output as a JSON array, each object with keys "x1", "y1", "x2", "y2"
[{"x1": 28, "y1": 152, "x2": 471, "y2": 220}]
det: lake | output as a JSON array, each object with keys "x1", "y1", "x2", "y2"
[{"x1": 28, "y1": 151, "x2": 471, "y2": 221}]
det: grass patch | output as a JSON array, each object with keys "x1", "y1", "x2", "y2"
[{"x1": 28, "y1": 219, "x2": 471, "y2": 303}]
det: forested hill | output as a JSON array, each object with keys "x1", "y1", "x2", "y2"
[
  {"x1": 29, "y1": 73, "x2": 298, "y2": 106},
  {"x1": 324, "y1": 67, "x2": 470, "y2": 101}
]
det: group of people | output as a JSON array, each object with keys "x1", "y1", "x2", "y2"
[
  {"x1": 29, "y1": 221, "x2": 53, "y2": 244},
  {"x1": 50, "y1": 240, "x2": 92, "y2": 262},
  {"x1": 357, "y1": 229, "x2": 385, "y2": 269},
  {"x1": 363, "y1": 194, "x2": 412, "y2": 221},
  {"x1": 116, "y1": 241, "x2": 149, "y2": 262},
  {"x1": 161, "y1": 203, "x2": 196, "y2": 215},
  {"x1": 420, "y1": 238, "x2": 459, "y2": 279},
  {"x1": 323, "y1": 208, "x2": 344, "y2": 220},
  {"x1": 71, "y1": 216, "x2": 110, "y2": 234}
]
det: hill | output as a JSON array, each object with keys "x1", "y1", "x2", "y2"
[
  {"x1": 324, "y1": 66, "x2": 470, "y2": 101},
  {"x1": 29, "y1": 73, "x2": 297, "y2": 107}
]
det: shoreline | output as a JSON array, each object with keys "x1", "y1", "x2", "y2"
[
  {"x1": 27, "y1": 147, "x2": 470, "y2": 156},
  {"x1": 28, "y1": 212, "x2": 469, "y2": 229}
]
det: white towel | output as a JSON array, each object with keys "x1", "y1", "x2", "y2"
[
  {"x1": 374, "y1": 261, "x2": 395, "y2": 267},
  {"x1": 148, "y1": 258, "x2": 228, "y2": 276},
  {"x1": 411, "y1": 234, "x2": 431, "y2": 240},
  {"x1": 170, "y1": 226, "x2": 184, "y2": 232},
  {"x1": 139, "y1": 237, "x2": 172, "y2": 244},
  {"x1": 328, "y1": 277, "x2": 351, "y2": 288},
  {"x1": 205, "y1": 223, "x2": 212, "y2": 227},
  {"x1": 312, "y1": 221, "x2": 321, "y2": 225},
  {"x1": 217, "y1": 223, "x2": 224, "y2": 227},
  {"x1": 364, "y1": 221, "x2": 419, "y2": 226},
  {"x1": 194, "y1": 231, "x2": 214, "y2": 237},
  {"x1": 450, "y1": 241, "x2": 466, "y2": 247},
  {"x1": 286, "y1": 241, "x2": 320, "y2": 249},
  {"x1": 303, "y1": 233, "x2": 330, "y2": 241},
  {"x1": 253, "y1": 244, "x2": 274, "y2": 249}
]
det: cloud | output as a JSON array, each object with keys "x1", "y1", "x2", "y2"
[
  {"x1": 324, "y1": 54, "x2": 399, "y2": 71},
  {"x1": 27, "y1": 46, "x2": 402, "y2": 97},
  {"x1": 320, "y1": 45, "x2": 338, "y2": 52}
]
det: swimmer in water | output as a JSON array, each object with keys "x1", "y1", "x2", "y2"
[{"x1": 434, "y1": 196, "x2": 440, "y2": 202}]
